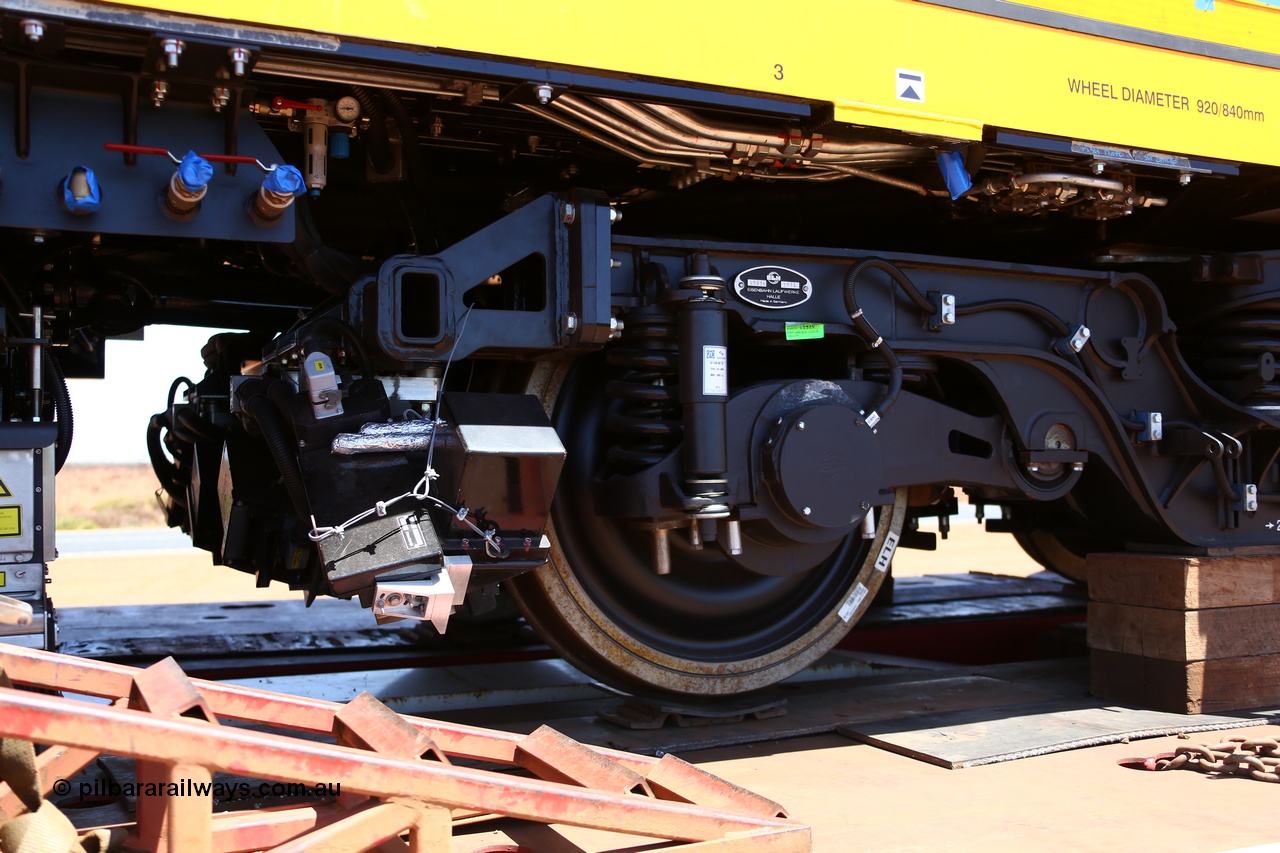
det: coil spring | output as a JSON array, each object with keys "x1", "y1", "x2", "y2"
[
  {"x1": 1182, "y1": 295, "x2": 1280, "y2": 408},
  {"x1": 603, "y1": 305, "x2": 682, "y2": 470}
]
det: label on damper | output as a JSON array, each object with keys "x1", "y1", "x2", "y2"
[{"x1": 703, "y1": 345, "x2": 728, "y2": 396}]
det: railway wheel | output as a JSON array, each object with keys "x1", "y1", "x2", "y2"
[
  {"x1": 1006, "y1": 504, "x2": 1114, "y2": 584},
  {"x1": 507, "y1": 356, "x2": 907, "y2": 697},
  {"x1": 1012, "y1": 528, "x2": 1090, "y2": 583}
]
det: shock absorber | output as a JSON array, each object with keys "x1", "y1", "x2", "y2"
[
  {"x1": 675, "y1": 253, "x2": 736, "y2": 557},
  {"x1": 604, "y1": 305, "x2": 681, "y2": 470},
  {"x1": 676, "y1": 253, "x2": 729, "y2": 501}
]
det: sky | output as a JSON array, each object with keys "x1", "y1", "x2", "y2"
[{"x1": 65, "y1": 325, "x2": 228, "y2": 464}]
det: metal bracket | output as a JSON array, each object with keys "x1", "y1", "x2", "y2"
[
  {"x1": 1135, "y1": 411, "x2": 1163, "y2": 442},
  {"x1": 371, "y1": 555, "x2": 472, "y2": 632},
  {"x1": 927, "y1": 291, "x2": 955, "y2": 331},
  {"x1": 565, "y1": 190, "x2": 616, "y2": 348}
]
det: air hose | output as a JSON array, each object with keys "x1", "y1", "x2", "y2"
[{"x1": 843, "y1": 258, "x2": 922, "y2": 426}]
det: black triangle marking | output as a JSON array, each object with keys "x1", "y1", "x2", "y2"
[
  {"x1": 900, "y1": 86, "x2": 921, "y2": 101},
  {"x1": 0, "y1": 479, "x2": 13, "y2": 498}
]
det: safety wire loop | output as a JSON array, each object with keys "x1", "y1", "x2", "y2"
[
  {"x1": 1135, "y1": 737, "x2": 1280, "y2": 783},
  {"x1": 306, "y1": 305, "x2": 510, "y2": 558}
]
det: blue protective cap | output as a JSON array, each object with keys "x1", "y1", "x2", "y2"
[
  {"x1": 328, "y1": 131, "x2": 350, "y2": 160},
  {"x1": 177, "y1": 150, "x2": 214, "y2": 192},
  {"x1": 61, "y1": 166, "x2": 101, "y2": 214},
  {"x1": 263, "y1": 165, "x2": 305, "y2": 197},
  {"x1": 936, "y1": 151, "x2": 972, "y2": 201}
]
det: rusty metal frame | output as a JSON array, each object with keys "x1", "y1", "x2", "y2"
[{"x1": 0, "y1": 645, "x2": 808, "y2": 852}]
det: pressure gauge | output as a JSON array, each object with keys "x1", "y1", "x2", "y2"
[{"x1": 334, "y1": 96, "x2": 361, "y2": 122}]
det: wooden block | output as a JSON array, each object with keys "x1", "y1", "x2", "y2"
[
  {"x1": 1088, "y1": 601, "x2": 1280, "y2": 661},
  {"x1": 1092, "y1": 648, "x2": 1280, "y2": 714},
  {"x1": 1088, "y1": 552, "x2": 1280, "y2": 609}
]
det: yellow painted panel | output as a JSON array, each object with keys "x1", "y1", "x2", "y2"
[
  {"x1": 1008, "y1": 0, "x2": 1280, "y2": 54},
  {"x1": 98, "y1": 0, "x2": 1280, "y2": 165}
]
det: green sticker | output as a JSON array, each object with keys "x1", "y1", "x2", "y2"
[{"x1": 784, "y1": 322, "x2": 825, "y2": 341}]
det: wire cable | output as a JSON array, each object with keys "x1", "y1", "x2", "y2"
[{"x1": 306, "y1": 305, "x2": 505, "y2": 554}]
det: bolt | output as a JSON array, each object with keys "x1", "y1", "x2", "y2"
[
  {"x1": 385, "y1": 592, "x2": 404, "y2": 606},
  {"x1": 211, "y1": 86, "x2": 231, "y2": 113},
  {"x1": 228, "y1": 46, "x2": 250, "y2": 76},
  {"x1": 562, "y1": 312, "x2": 578, "y2": 336},
  {"x1": 161, "y1": 38, "x2": 185, "y2": 69},
  {"x1": 35, "y1": 487, "x2": 41, "y2": 493},
  {"x1": 535, "y1": 83, "x2": 553, "y2": 105},
  {"x1": 610, "y1": 259, "x2": 621, "y2": 269},
  {"x1": 797, "y1": 421, "x2": 805, "y2": 431},
  {"x1": 560, "y1": 202, "x2": 576, "y2": 225},
  {"x1": 609, "y1": 207, "x2": 623, "y2": 224},
  {"x1": 1072, "y1": 462, "x2": 1085, "y2": 471},
  {"x1": 1092, "y1": 162, "x2": 1105, "y2": 175},
  {"x1": 1179, "y1": 171, "x2": 1193, "y2": 186},
  {"x1": 30, "y1": 233, "x2": 45, "y2": 245},
  {"x1": 20, "y1": 19, "x2": 44, "y2": 42},
  {"x1": 152, "y1": 80, "x2": 168, "y2": 108},
  {"x1": 860, "y1": 501, "x2": 871, "y2": 511},
  {"x1": 1027, "y1": 464, "x2": 1040, "y2": 473},
  {"x1": 802, "y1": 507, "x2": 811, "y2": 516}
]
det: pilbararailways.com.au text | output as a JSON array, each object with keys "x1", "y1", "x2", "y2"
[{"x1": 54, "y1": 778, "x2": 341, "y2": 800}]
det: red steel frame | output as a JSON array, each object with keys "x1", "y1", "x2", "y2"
[{"x1": 0, "y1": 645, "x2": 808, "y2": 852}]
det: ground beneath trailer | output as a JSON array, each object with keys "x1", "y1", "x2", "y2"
[{"x1": 44, "y1": 518, "x2": 1280, "y2": 852}]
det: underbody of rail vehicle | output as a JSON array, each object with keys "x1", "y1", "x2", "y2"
[{"x1": 1, "y1": 0, "x2": 1280, "y2": 695}]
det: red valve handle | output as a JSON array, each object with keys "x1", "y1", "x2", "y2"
[
  {"x1": 270, "y1": 96, "x2": 323, "y2": 112},
  {"x1": 103, "y1": 143, "x2": 173, "y2": 157},
  {"x1": 200, "y1": 153, "x2": 263, "y2": 164},
  {"x1": 103, "y1": 144, "x2": 274, "y2": 171}
]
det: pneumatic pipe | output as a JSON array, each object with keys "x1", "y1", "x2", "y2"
[{"x1": 843, "y1": 260, "x2": 914, "y2": 425}]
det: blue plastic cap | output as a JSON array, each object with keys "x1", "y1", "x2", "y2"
[
  {"x1": 936, "y1": 151, "x2": 972, "y2": 201},
  {"x1": 61, "y1": 166, "x2": 101, "y2": 214},
  {"x1": 177, "y1": 150, "x2": 213, "y2": 192},
  {"x1": 263, "y1": 165, "x2": 305, "y2": 197},
  {"x1": 328, "y1": 131, "x2": 350, "y2": 160}
]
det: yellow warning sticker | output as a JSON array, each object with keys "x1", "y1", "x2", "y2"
[
  {"x1": 314, "y1": 360, "x2": 326, "y2": 372},
  {"x1": 0, "y1": 571, "x2": 5, "y2": 587},
  {"x1": 0, "y1": 506, "x2": 22, "y2": 537},
  {"x1": 0, "y1": 478, "x2": 12, "y2": 498}
]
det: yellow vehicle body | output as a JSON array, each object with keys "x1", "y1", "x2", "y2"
[{"x1": 104, "y1": 0, "x2": 1280, "y2": 165}]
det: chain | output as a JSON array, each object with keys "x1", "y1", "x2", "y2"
[{"x1": 1133, "y1": 736, "x2": 1280, "y2": 783}]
